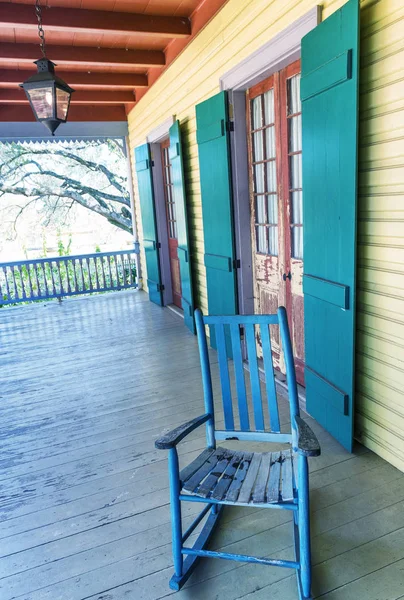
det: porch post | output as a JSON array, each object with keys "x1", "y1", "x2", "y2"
[{"x1": 125, "y1": 136, "x2": 142, "y2": 289}]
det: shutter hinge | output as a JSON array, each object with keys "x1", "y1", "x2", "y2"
[
  {"x1": 227, "y1": 121, "x2": 234, "y2": 132},
  {"x1": 233, "y1": 258, "x2": 241, "y2": 269},
  {"x1": 239, "y1": 326, "x2": 245, "y2": 339},
  {"x1": 157, "y1": 242, "x2": 161, "y2": 248},
  {"x1": 157, "y1": 284, "x2": 165, "y2": 291},
  {"x1": 151, "y1": 160, "x2": 155, "y2": 167}
]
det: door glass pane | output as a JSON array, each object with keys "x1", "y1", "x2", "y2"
[
  {"x1": 292, "y1": 227, "x2": 303, "y2": 259},
  {"x1": 256, "y1": 225, "x2": 268, "y2": 253},
  {"x1": 290, "y1": 154, "x2": 302, "y2": 190},
  {"x1": 255, "y1": 195, "x2": 266, "y2": 224},
  {"x1": 266, "y1": 160, "x2": 277, "y2": 193},
  {"x1": 288, "y1": 74, "x2": 301, "y2": 115},
  {"x1": 267, "y1": 195, "x2": 278, "y2": 224},
  {"x1": 291, "y1": 191, "x2": 303, "y2": 224},
  {"x1": 252, "y1": 96, "x2": 262, "y2": 129},
  {"x1": 254, "y1": 163, "x2": 265, "y2": 193},
  {"x1": 265, "y1": 126, "x2": 276, "y2": 159},
  {"x1": 253, "y1": 130, "x2": 264, "y2": 162},
  {"x1": 289, "y1": 115, "x2": 302, "y2": 152},
  {"x1": 264, "y1": 89, "x2": 274, "y2": 124},
  {"x1": 268, "y1": 226, "x2": 278, "y2": 256}
]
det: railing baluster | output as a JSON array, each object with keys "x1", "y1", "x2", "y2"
[
  {"x1": 72, "y1": 259, "x2": 79, "y2": 292},
  {"x1": 119, "y1": 254, "x2": 127, "y2": 286},
  {"x1": 65, "y1": 260, "x2": 72, "y2": 294},
  {"x1": 27, "y1": 263, "x2": 35, "y2": 298},
  {"x1": 49, "y1": 261, "x2": 57, "y2": 296},
  {"x1": 33, "y1": 263, "x2": 41, "y2": 298},
  {"x1": 41, "y1": 263, "x2": 49, "y2": 298},
  {"x1": 2, "y1": 266, "x2": 11, "y2": 300},
  {"x1": 56, "y1": 261, "x2": 64, "y2": 295},
  {"x1": 114, "y1": 255, "x2": 120, "y2": 288},
  {"x1": 127, "y1": 253, "x2": 134, "y2": 286},
  {"x1": 93, "y1": 257, "x2": 100, "y2": 291},
  {"x1": 107, "y1": 255, "x2": 113, "y2": 288},
  {"x1": 17, "y1": 266, "x2": 27, "y2": 299},
  {"x1": 100, "y1": 257, "x2": 107, "y2": 289},
  {"x1": 11, "y1": 267, "x2": 18, "y2": 300},
  {"x1": 79, "y1": 258, "x2": 85, "y2": 291},
  {"x1": 86, "y1": 258, "x2": 93, "y2": 291}
]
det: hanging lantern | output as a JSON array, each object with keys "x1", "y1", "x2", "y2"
[{"x1": 20, "y1": 0, "x2": 74, "y2": 135}]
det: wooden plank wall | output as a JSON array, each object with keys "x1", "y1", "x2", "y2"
[
  {"x1": 356, "y1": 0, "x2": 404, "y2": 471},
  {"x1": 127, "y1": 0, "x2": 404, "y2": 473}
]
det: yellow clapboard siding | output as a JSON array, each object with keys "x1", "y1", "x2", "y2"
[{"x1": 128, "y1": 0, "x2": 404, "y2": 471}]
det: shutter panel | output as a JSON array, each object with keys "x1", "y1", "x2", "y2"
[
  {"x1": 301, "y1": 0, "x2": 359, "y2": 451},
  {"x1": 135, "y1": 143, "x2": 163, "y2": 307},
  {"x1": 196, "y1": 91, "x2": 237, "y2": 347},
  {"x1": 169, "y1": 120, "x2": 195, "y2": 333}
]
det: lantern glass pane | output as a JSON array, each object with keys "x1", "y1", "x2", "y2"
[
  {"x1": 56, "y1": 88, "x2": 70, "y2": 120},
  {"x1": 26, "y1": 86, "x2": 54, "y2": 119}
]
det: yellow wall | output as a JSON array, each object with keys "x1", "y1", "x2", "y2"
[
  {"x1": 128, "y1": 0, "x2": 404, "y2": 472},
  {"x1": 356, "y1": 0, "x2": 404, "y2": 471}
]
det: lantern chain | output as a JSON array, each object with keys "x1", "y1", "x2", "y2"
[{"x1": 35, "y1": 0, "x2": 46, "y2": 58}]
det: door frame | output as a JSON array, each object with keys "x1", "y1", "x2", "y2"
[
  {"x1": 221, "y1": 7, "x2": 320, "y2": 317},
  {"x1": 145, "y1": 116, "x2": 176, "y2": 306}
]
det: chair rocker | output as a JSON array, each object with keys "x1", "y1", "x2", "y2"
[{"x1": 155, "y1": 307, "x2": 320, "y2": 600}]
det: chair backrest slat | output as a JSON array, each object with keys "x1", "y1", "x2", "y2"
[
  {"x1": 195, "y1": 308, "x2": 298, "y2": 440},
  {"x1": 215, "y1": 323, "x2": 235, "y2": 430},
  {"x1": 244, "y1": 323, "x2": 265, "y2": 431},
  {"x1": 230, "y1": 323, "x2": 250, "y2": 430},
  {"x1": 260, "y1": 324, "x2": 280, "y2": 432}
]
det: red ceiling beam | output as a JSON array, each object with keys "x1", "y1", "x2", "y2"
[
  {"x1": 0, "y1": 4, "x2": 191, "y2": 38},
  {"x1": 0, "y1": 70, "x2": 148, "y2": 89},
  {"x1": 0, "y1": 104, "x2": 127, "y2": 122},
  {"x1": 0, "y1": 89, "x2": 136, "y2": 104},
  {"x1": 0, "y1": 43, "x2": 165, "y2": 67}
]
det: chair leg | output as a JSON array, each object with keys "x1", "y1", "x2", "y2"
[
  {"x1": 168, "y1": 448, "x2": 183, "y2": 579},
  {"x1": 297, "y1": 454, "x2": 313, "y2": 600}
]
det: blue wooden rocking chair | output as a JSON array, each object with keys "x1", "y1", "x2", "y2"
[{"x1": 155, "y1": 308, "x2": 321, "y2": 599}]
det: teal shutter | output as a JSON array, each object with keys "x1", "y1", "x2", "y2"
[
  {"x1": 301, "y1": 0, "x2": 360, "y2": 451},
  {"x1": 135, "y1": 143, "x2": 163, "y2": 306},
  {"x1": 196, "y1": 91, "x2": 237, "y2": 346},
  {"x1": 169, "y1": 120, "x2": 195, "y2": 333}
]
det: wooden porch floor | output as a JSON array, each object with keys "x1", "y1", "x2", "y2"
[{"x1": 1, "y1": 290, "x2": 403, "y2": 600}]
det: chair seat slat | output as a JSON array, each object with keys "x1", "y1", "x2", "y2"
[
  {"x1": 180, "y1": 447, "x2": 216, "y2": 484},
  {"x1": 211, "y1": 451, "x2": 245, "y2": 501},
  {"x1": 197, "y1": 450, "x2": 232, "y2": 498},
  {"x1": 281, "y1": 451, "x2": 294, "y2": 501},
  {"x1": 225, "y1": 452, "x2": 254, "y2": 502},
  {"x1": 267, "y1": 451, "x2": 281, "y2": 503},
  {"x1": 237, "y1": 453, "x2": 262, "y2": 504},
  {"x1": 183, "y1": 447, "x2": 227, "y2": 493},
  {"x1": 252, "y1": 452, "x2": 272, "y2": 504}
]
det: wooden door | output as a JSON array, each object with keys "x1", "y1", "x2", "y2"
[
  {"x1": 247, "y1": 60, "x2": 305, "y2": 384},
  {"x1": 161, "y1": 139, "x2": 182, "y2": 309}
]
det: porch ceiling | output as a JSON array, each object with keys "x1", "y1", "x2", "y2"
[{"x1": 0, "y1": 0, "x2": 229, "y2": 122}]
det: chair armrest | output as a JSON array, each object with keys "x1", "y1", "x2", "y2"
[
  {"x1": 155, "y1": 413, "x2": 212, "y2": 450},
  {"x1": 294, "y1": 416, "x2": 321, "y2": 457}
]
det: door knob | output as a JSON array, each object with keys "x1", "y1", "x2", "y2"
[{"x1": 282, "y1": 271, "x2": 292, "y2": 281}]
